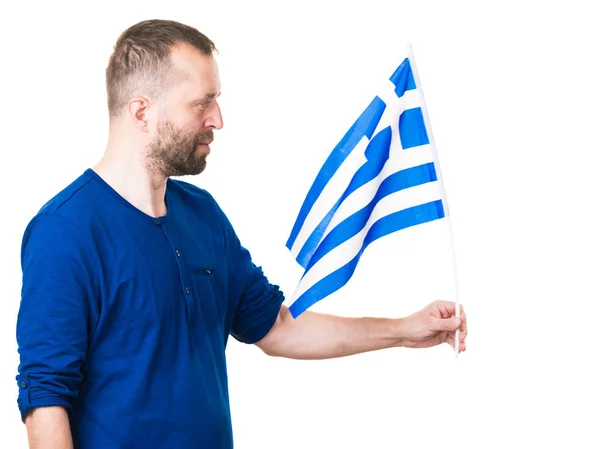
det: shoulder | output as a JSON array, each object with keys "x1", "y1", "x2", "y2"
[
  {"x1": 36, "y1": 169, "x2": 95, "y2": 217},
  {"x1": 22, "y1": 170, "x2": 97, "y2": 252}
]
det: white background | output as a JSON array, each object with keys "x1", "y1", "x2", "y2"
[{"x1": 1, "y1": 1, "x2": 599, "y2": 448}]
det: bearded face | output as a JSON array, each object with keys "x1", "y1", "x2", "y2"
[{"x1": 145, "y1": 119, "x2": 213, "y2": 178}]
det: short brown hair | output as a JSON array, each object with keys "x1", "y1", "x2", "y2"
[{"x1": 105, "y1": 19, "x2": 217, "y2": 117}]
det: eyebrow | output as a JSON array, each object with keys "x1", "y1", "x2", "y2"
[{"x1": 193, "y1": 92, "x2": 221, "y2": 105}]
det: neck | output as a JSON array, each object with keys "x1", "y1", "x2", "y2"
[{"x1": 93, "y1": 127, "x2": 168, "y2": 218}]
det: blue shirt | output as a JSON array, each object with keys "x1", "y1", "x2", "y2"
[{"x1": 16, "y1": 168, "x2": 285, "y2": 448}]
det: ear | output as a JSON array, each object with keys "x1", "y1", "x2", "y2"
[{"x1": 127, "y1": 96, "x2": 152, "y2": 132}]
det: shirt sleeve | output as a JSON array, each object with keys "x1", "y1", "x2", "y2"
[
  {"x1": 216, "y1": 206, "x2": 285, "y2": 345},
  {"x1": 16, "y1": 213, "x2": 99, "y2": 422},
  {"x1": 230, "y1": 257, "x2": 285, "y2": 344}
]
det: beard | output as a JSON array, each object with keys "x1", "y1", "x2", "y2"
[{"x1": 145, "y1": 120, "x2": 213, "y2": 178}]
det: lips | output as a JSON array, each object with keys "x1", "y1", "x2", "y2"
[{"x1": 197, "y1": 142, "x2": 211, "y2": 154}]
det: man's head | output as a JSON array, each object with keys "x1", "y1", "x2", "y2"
[{"x1": 106, "y1": 20, "x2": 223, "y2": 177}]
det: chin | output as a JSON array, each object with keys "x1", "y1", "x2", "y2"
[{"x1": 189, "y1": 162, "x2": 207, "y2": 176}]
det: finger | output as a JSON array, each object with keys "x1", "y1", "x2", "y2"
[
  {"x1": 435, "y1": 301, "x2": 464, "y2": 320},
  {"x1": 460, "y1": 318, "x2": 467, "y2": 335},
  {"x1": 458, "y1": 322, "x2": 467, "y2": 341},
  {"x1": 434, "y1": 316, "x2": 460, "y2": 332},
  {"x1": 446, "y1": 303, "x2": 467, "y2": 332},
  {"x1": 447, "y1": 334, "x2": 466, "y2": 352},
  {"x1": 448, "y1": 327, "x2": 467, "y2": 344}
]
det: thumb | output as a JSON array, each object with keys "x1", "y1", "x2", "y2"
[{"x1": 434, "y1": 316, "x2": 460, "y2": 332}]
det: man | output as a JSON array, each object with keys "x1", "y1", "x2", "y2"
[{"x1": 16, "y1": 19, "x2": 467, "y2": 449}]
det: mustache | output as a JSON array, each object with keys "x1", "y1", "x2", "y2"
[{"x1": 194, "y1": 130, "x2": 214, "y2": 145}]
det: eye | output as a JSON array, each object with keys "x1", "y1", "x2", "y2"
[{"x1": 202, "y1": 99, "x2": 215, "y2": 109}]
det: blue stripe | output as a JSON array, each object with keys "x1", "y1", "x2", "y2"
[
  {"x1": 294, "y1": 127, "x2": 392, "y2": 268},
  {"x1": 399, "y1": 107, "x2": 429, "y2": 149},
  {"x1": 286, "y1": 97, "x2": 386, "y2": 251},
  {"x1": 289, "y1": 200, "x2": 445, "y2": 318},
  {"x1": 389, "y1": 58, "x2": 416, "y2": 97},
  {"x1": 304, "y1": 163, "x2": 438, "y2": 272}
]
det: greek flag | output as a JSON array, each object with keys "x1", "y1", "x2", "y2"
[{"x1": 286, "y1": 48, "x2": 449, "y2": 318}]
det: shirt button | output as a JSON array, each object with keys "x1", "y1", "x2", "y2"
[
  {"x1": 175, "y1": 249, "x2": 181, "y2": 257},
  {"x1": 20, "y1": 381, "x2": 27, "y2": 389},
  {"x1": 205, "y1": 268, "x2": 212, "y2": 274},
  {"x1": 185, "y1": 287, "x2": 190, "y2": 294},
  {"x1": 155, "y1": 218, "x2": 161, "y2": 225}
]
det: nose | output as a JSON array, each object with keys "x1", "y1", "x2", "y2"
[{"x1": 204, "y1": 100, "x2": 223, "y2": 130}]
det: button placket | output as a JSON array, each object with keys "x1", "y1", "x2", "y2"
[{"x1": 159, "y1": 223, "x2": 195, "y2": 322}]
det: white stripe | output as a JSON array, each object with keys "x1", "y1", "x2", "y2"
[
  {"x1": 373, "y1": 83, "x2": 421, "y2": 139},
  {"x1": 290, "y1": 136, "x2": 369, "y2": 257},
  {"x1": 290, "y1": 180, "x2": 443, "y2": 302},
  {"x1": 324, "y1": 145, "x2": 435, "y2": 233}
]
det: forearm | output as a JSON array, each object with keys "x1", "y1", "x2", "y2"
[
  {"x1": 259, "y1": 307, "x2": 405, "y2": 360},
  {"x1": 25, "y1": 406, "x2": 73, "y2": 449}
]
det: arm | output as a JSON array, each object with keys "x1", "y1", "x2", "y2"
[
  {"x1": 25, "y1": 407, "x2": 73, "y2": 449},
  {"x1": 255, "y1": 300, "x2": 467, "y2": 359},
  {"x1": 213, "y1": 197, "x2": 467, "y2": 356},
  {"x1": 16, "y1": 213, "x2": 98, "y2": 445}
]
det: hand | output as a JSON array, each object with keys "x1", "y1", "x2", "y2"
[{"x1": 397, "y1": 300, "x2": 467, "y2": 352}]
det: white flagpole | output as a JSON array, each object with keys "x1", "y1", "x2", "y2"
[{"x1": 406, "y1": 43, "x2": 462, "y2": 357}]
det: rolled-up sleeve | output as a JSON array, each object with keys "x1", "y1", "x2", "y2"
[
  {"x1": 230, "y1": 259, "x2": 285, "y2": 344},
  {"x1": 16, "y1": 213, "x2": 98, "y2": 422},
  {"x1": 213, "y1": 200, "x2": 284, "y2": 345}
]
